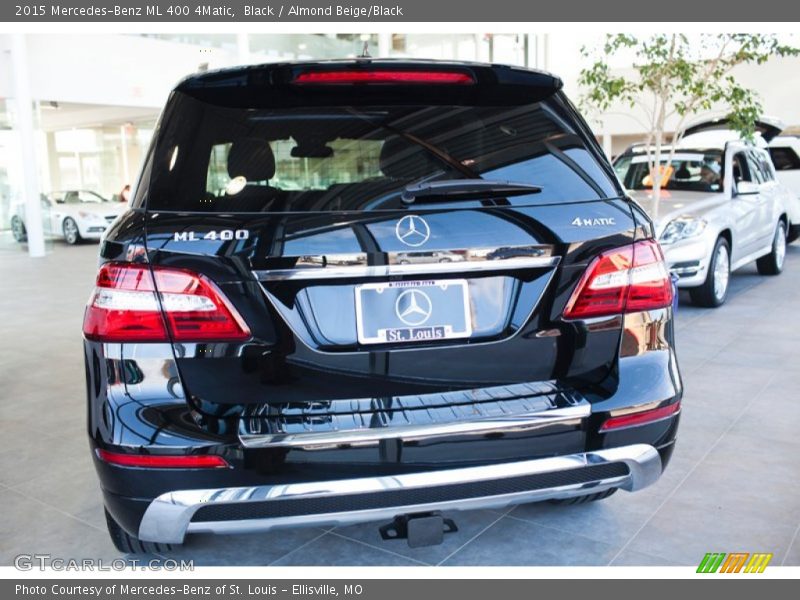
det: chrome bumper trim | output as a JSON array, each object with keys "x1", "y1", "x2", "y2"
[
  {"x1": 254, "y1": 254, "x2": 559, "y2": 281},
  {"x1": 138, "y1": 444, "x2": 662, "y2": 544},
  {"x1": 238, "y1": 403, "x2": 588, "y2": 449}
]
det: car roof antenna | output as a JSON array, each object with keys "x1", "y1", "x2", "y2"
[{"x1": 360, "y1": 41, "x2": 371, "y2": 59}]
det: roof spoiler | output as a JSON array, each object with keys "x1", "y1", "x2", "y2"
[{"x1": 173, "y1": 59, "x2": 564, "y2": 108}]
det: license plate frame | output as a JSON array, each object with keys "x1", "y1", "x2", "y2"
[{"x1": 355, "y1": 279, "x2": 472, "y2": 345}]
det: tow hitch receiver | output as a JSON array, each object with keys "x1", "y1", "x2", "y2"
[{"x1": 379, "y1": 512, "x2": 458, "y2": 548}]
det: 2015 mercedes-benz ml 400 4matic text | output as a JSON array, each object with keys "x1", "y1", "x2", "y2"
[{"x1": 83, "y1": 60, "x2": 682, "y2": 553}]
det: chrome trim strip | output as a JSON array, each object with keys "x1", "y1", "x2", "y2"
[
  {"x1": 243, "y1": 380, "x2": 565, "y2": 417},
  {"x1": 239, "y1": 403, "x2": 588, "y2": 449},
  {"x1": 254, "y1": 255, "x2": 560, "y2": 281},
  {"x1": 138, "y1": 444, "x2": 661, "y2": 544}
]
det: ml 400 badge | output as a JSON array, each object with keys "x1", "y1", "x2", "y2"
[{"x1": 83, "y1": 60, "x2": 682, "y2": 553}]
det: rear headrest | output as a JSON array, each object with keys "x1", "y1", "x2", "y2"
[
  {"x1": 227, "y1": 138, "x2": 276, "y2": 181},
  {"x1": 379, "y1": 136, "x2": 443, "y2": 179}
]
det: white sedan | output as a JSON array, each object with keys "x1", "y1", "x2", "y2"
[{"x1": 11, "y1": 190, "x2": 127, "y2": 245}]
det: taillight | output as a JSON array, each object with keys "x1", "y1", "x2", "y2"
[
  {"x1": 599, "y1": 401, "x2": 681, "y2": 432},
  {"x1": 292, "y1": 70, "x2": 475, "y2": 85},
  {"x1": 563, "y1": 239, "x2": 673, "y2": 319},
  {"x1": 83, "y1": 263, "x2": 250, "y2": 342},
  {"x1": 96, "y1": 449, "x2": 229, "y2": 469}
]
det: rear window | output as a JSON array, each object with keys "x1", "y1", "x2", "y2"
[
  {"x1": 144, "y1": 92, "x2": 618, "y2": 212},
  {"x1": 614, "y1": 151, "x2": 724, "y2": 193},
  {"x1": 206, "y1": 138, "x2": 384, "y2": 194},
  {"x1": 769, "y1": 146, "x2": 800, "y2": 171}
]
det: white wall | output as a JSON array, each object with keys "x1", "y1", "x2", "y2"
[{"x1": 0, "y1": 34, "x2": 239, "y2": 109}]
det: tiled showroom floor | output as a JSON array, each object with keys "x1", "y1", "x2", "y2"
[{"x1": 1, "y1": 240, "x2": 798, "y2": 567}]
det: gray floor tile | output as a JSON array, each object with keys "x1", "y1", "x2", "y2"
[
  {"x1": 0, "y1": 436, "x2": 86, "y2": 488},
  {"x1": 782, "y1": 528, "x2": 800, "y2": 566},
  {"x1": 726, "y1": 386, "x2": 800, "y2": 446},
  {"x1": 679, "y1": 371, "x2": 765, "y2": 410},
  {"x1": 164, "y1": 527, "x2": 330, "y2": 566},
  {"x1": 441, "y1": 516, "x2": 619, "y2": 566},
  {"x1": 667, "y1": 404, "x2": 736, "y2": 459},
  {"x1": 12, "y1": 460, "x2": 107, "y2": 531},
  {"x1": 702, "y1": 432, "x2": 800, "y2": 482},
  {"x1": 0, "y1": 487, "x2": 116, "y2": 564},
  {"x1": 679, "y1": 362, "x2": 778, "y2": 388},
  {"x1": 271, "y1": 533, "x2": 424, "y2": 566},
  {"x1": 609, "y1": 549, "x2": 684, "y2": 566},
  {"x1": 668, "y1": 460, "x2": 800, "y2": 528},
  {"x1": 624, "y1": 495, "x2": 796, "y2": 566}
]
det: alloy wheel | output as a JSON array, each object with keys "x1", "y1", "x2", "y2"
[
  {"x1": 713, "y1": 243, "x2": 730, "y2": 302},
  {"x1": 11, "y1": 217, "x2": 26, "y2": 242},
  {"x1": 63, "y1": 219, "x2": 78, "y2": 245},
  {"x1": 775, "y1": 224, "x2": 787, "y2": 271}
]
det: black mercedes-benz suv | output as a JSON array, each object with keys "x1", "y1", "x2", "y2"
[{"x1": 83, "y1": 60, "x2": 682, "y2": 553}]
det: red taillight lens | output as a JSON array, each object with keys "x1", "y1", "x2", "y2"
[
  {"x1": 292, "y1": 70, "x2": 475, "y2": 85},
  {"x1": 625, "y1": 240, "x2": 674, "y2": 312},
  {"x1": 563, "y1": 240, "x2": 673, "y2": 319},
  {"x1": 97, "y1": 449, "x2": 229, "y2": 469},
  {"x1": 83, "y1": 263, "x2": 250, "y2": 342},
  {"x1": 599, "y1": 401, "x2": 681, "y2": 432}
]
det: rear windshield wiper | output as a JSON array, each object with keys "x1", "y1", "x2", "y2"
[{"x1": 401, "y1": 179, "x2": 542, "y2": 205}]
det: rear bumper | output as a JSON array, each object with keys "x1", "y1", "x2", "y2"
[{"x1": 138, "y1": 443, "x2": 661, "y2": 544}]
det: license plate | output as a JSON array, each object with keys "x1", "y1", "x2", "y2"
[{"x1": 355, "y1": 279, "x2": 472, "y2": 345}]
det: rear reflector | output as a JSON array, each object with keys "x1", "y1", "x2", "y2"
[
  {"x1": 599, "y1": 401, "x2": 681, "y2": 432},
  {"x1": 292, "y1": 70, "x2": 475, "y2": 85},
  {"x1": 96, "y1": 449, "x2": 229, "y2": 469},
  {"x1": 83, "y1": 263, "x2": 250, "y2": 342},
  {"x1": 563, "y1": 239, "x2": 673, "y2": 319}
]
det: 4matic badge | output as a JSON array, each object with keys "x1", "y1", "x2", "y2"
[{"x1": 571, "y1": 217, "x2": 616, "y2": 227}]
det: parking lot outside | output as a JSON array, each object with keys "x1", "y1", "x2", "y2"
[{"x1": 1, "y1": 241, "x2": 798, "y2": 567}]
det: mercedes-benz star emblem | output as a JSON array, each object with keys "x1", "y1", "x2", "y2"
[
  {"x1": 395, "y1": 289, "x2": 433, "y2": 326},
  {"x1": 395, "y1": 215, "x2": 430, "y2": 247}
]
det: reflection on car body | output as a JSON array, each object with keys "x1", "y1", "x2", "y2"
[{"x1": 396, "y1": 250, "x2": 465, "y2": 264}]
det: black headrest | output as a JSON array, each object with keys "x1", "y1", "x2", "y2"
[
  {"x1": 379, "y1": 136, "x2": 443, "y2": 179},
  {"x1": 227, "y1": 138, "x2": 276, "y2": 181},
  {"x1": 675, "y1": 166, "x2": 691, "y2": 179}
]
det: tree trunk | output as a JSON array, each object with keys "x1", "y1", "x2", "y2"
[{"x1": 650, "y1": 87, "x2": 669, "y2": 221}]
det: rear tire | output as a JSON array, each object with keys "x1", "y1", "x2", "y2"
[
  {"x1": 105, "y1": 508, "x2": 174, "y2": 554},
  {"x1": 756, "y1": 220, "x2": 787, "y2": 276},
  {"x1": 689, "y1": 237, "x2": 730, "y2": 308},
  {"x1": 548, "y1": 488, "x2": 618, "y2": 506},
  {"x1": 11, "y1": 216, "x2": 27, "y2": 242},
  {"x1": 63, "y1": 217, "x2": 82, "y2": 245}
]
